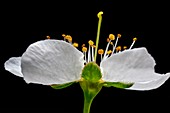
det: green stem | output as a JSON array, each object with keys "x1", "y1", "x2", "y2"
[
  {"x1": 80, "y1": 80, "x2": 103, "y2": 113},
  {"x1": 83, "y1": 92, "x2": 94, "y2": 113}
]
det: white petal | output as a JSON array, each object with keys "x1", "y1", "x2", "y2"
[
  {"x1": 4, "y1": 57, "x2": 23, "y2": 77},
  {"x1": 127, "y1": 73, "x2": 170, "y2": 90},
  {"x1": 100, "y1": 47, "x2": 164, "y2": 83},
  {"x1": 21, "y1": 40, "x2": 84, "y2": 85}
]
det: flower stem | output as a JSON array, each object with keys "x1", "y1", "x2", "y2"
[
  {"x1": 80, "y1": 80, "x2": 103, "y2": 113},
  {"x1": 83, "y1": 92, "x2": 94, "y2": 113}
]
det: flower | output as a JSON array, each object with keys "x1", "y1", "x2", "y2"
[
  {"x1": 4, "y1": 37, "x2": 170, "y2": 90},
  {"x1": 4, "y1": 11, "x2": 170, "y2": 113}
]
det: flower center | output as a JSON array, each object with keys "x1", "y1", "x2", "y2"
[{"x1": 46, "y1": 11, "x2": 137, "y2": 64}]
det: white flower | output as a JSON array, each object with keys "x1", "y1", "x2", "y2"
[{"x1": 4, "y1": 38, "x2": 170, "y2": 90}]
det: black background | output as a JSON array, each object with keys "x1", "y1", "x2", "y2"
[{"x1": 1, "y1": 1, "x2": 170, "y2": 113}]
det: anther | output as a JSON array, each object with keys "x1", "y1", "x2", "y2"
[
  {"x1": 62, "y1": 34, "x2": 66, "y2": 37},
  {"x1": 46, "y1": 36, "x2": 50, "y2": 39},
  {"x1": 133, "y1": 37, "x2": 137, "y2": 41},
  {"x1": 112, "y1": 34, "x2": 121, "y2": 54},
  {"x1": 88, "y1": 40, "x2": 94, "y2": 46},
  {"x1": 98, "y1": 49, "x2": 104, "y2": 61},
  {"x1": 129, "y1": 37, "x2": 137, "y2": 49},
  {"x1": 107, "y1": 50, "x2": 112, "y2": 55},
  {"x1": 117, "y1": 34, "x2": 121, "y2": 38},
  {"x1": 116, "y1": 46, "x2": 121, "y2": 52},
  {"x1": 82, "y1": 47, "x2": 87, "y2": 52},
  {"x1": 98, "y1": 49, "x2": 104, "y2": 54},
  {"x1": 123, "y1": 46, "x2": 127, "y2": 50},
  {"x1": 107, "y1": 38, "x2": 110, "y2": 42},
  {"x1": 73, "y1": 43, "x2": 78, "y2": 47},
  {"x1": 107, "y1": 38, "x2": 113, "y2": 45},
  {"x1": 109, "y1": 34, "x2": 115, "y2": 40},
  {"x1": 66, "y1": 35, "x2": 72, "y2": 43},
  {"x1": 92, "y1": 45, "x2": 96, "y2": 48},
  {"x1": 82, "y1": 44, "x2": 85, "y2": 47}
]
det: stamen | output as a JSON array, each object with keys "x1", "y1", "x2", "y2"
[
  {"x1": 98, "y1": 49, "x2": 104, "y2": 54},
  {"x1": 94, "y1": 11, "x2": 103, "y2": 62},
  {"x1": 107, "y1": 38, "x2": 113, "y2": 45},
  {"x1": 82, "y1": 47, "x2": 87, "y2": 52},
  {"x1": 112, "y1": 34, "x2": 121, "y2": 54},
  {"x1": 129, "y1": 37, "x2": 137, "y2": 49},
  {"x1": 107, "y1": 50, "x2": 112, "y2": 55},
  {"x1": 88, "y1": 44, "x2": 91, "y2": 62},
  {"x1": 64, "y1": 35, "x2": 72, "y2": 43},
  {"x1": 88, "y1": 40, "x2": 94, "y2": 62},
  {"x1": 103, "y1": 35, "x2": 112, "y2": 59},
  {"x1": 73, "y1": 43, "x2": 78, "y2": 47},
  {"x1": 82, "y1": 44, "x2": 85, "y2": 47},
  {"x1": 98, "y1": 49, "x2": 104, "y2": 61},
  {"x1": 82, "y1": 47, "x2": 87, "y2": 63},
  {"x1": 62, "y1": 34, "x2": 66, "y2": 41},
  {"x1": 46, "y1": 36, "x2": 50, "y2": 39},
  {"x1": 123, "y1": 46, "x2": 127, "y2": 50},
  {"x1": 92, "y1": 46, "x2": 94, "y2": 62},
  {"x1": 109, "y1": 34, "x2": 115, "y2": 40},
  {"x1": 117, "y1": 34, "x2": 121, "y2": 38},
  {"x1": 92, "y1": 45, "x2": 96, "y2": 48},
  {"x1": 88, "y1": 40, "x2": 94, "y2": 46},
  {"x1": 103, "y1": 40, "x2": 111, "y2": 58},
  {"x1": 116, "y1": 46, "x2": 121, "y2": 52},
  {"x1": 67, "y1": 35, "x2": 72, "y2": 43},
  {"x1": 62, "y1": 34, "x2": 65, "y2": 36},
  {"x1": 107, "y1": 38, "x2": 110, "y2": 42},
  {"x1": 133, "y1": 37, "x2": 137, "y2": 41}
]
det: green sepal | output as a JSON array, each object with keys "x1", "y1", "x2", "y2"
[
  {"x1": 103, "y1": 82, "x2": 133, "y2": 89},
  {"x1": 51, "y1": 82, "x2": 74, "y2": 89},
  {"x1": 81, "y1": 62, "x2": 102, "y2": 82}
]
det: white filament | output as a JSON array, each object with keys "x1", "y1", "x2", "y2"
[
  {"x1": 112, "y1": 36, "x2": 119, "y2": 54},
  {"x1": 88, "y1": 45, "x2": 91, "y2": 62},
  {"x1": 129, "y1": 41, "x2": 136, "y2": 50},
  {"x1": 103, "y1": 40, "x2": 111, "y2": 60},
  {"x1": 92, "y1": 46, "x2": 94, "y2": 62}
]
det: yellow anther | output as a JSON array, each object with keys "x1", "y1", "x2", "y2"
[
  {"x1": 117, "y1": 34, "x2": 121, "y2": 38},
  {"x1": 82, "y1": 47, "x2": 87, "y2": 52},
  {"x1": 82, "y1": 44, "x2": 85, "y2": 47},
  {"x1": 65, "y1": 35, "x2": 71, "y2": 39},
  {"x1": 98, "y1": 49, "x2": 104, "y2": 54},
  {"x1": 97, "y1": 11, "x2": 103, "y2": 18},
  {"x1": 116, "y1": 46, "x2": 121, "y2": 51},
  {"x1": 107, "y1": 50, "x2": 112, "y2": 54},
  {"x1": 62, "y1": 34, "x2": 66, "y2": 37},
  {"x1": 107, "y1": 38, "x2": 110, "y2": 42},
  {"x1": 107, "y1": 38, "x2": 113, "y2": 45},
  {"x1": 123, "y1": 46, "x2": 127, "y2": 50},
  {"x1": 92, "y1": 45, "x2": 96, "y2": 48},
  {"x1": 133, "y1": 37, "x2": 137, "y2": 41},
  {"x1": 109, "y1": 34, "x2": 115, "y2": 40},
  {"x1": 68, "y1": 37, "x2": 72, "y2": 42},
  {"x1": 65, "y1": 35, "x2": 72, "y2": 42},
  {"x1": 73, "y1": 43, "x2": 78, "y2": 47},
  {"x1": 88, "y1": 40, "x2": 94, "y2": 46},
  {"x1": 46, "y1": 36, "x2": 50, "y2": 39}
]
